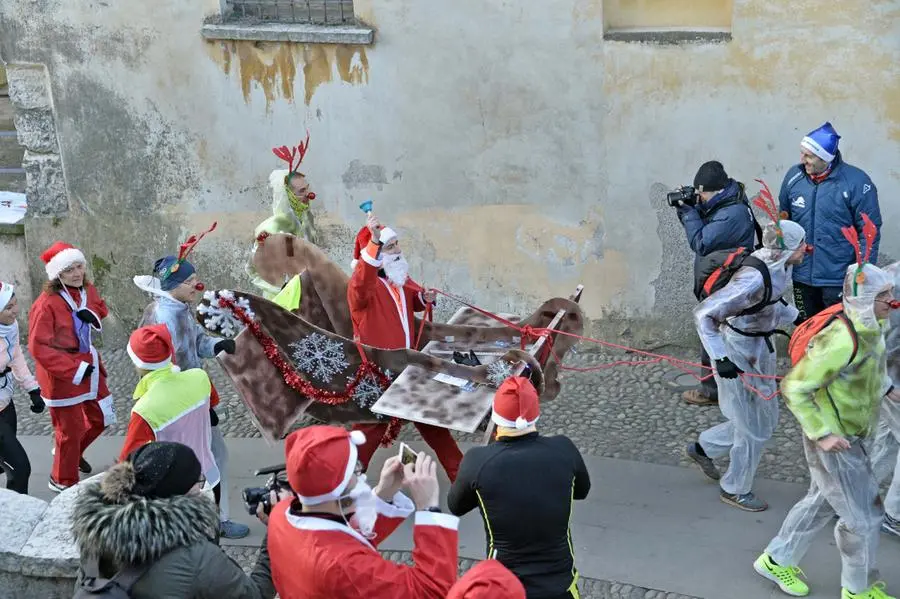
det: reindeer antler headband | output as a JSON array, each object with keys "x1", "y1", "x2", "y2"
[
  {"x1": 272, "y1": 132, "x2": 310, "y2": 178},
  {"x1": 841, "y1": 213, "x2": 878, "y2": 296},
  {"x1": 753, "y1": 179, "x2": 788, "y2": 250},
  {"x1": 159, "y1": 222, "x2": 218, "y2": 280}
]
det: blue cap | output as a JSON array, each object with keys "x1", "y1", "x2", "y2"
[
  {"x1": 153, "y1": 256, "x2": 196, "y2": 291},
  {"x1": 801, "y1": 122, "x2": 841, "y2": 163}
]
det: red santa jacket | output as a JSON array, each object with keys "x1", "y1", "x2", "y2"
[
  {"x1": 28, "y1": 285, "x2": 109, "y2": 407},
  {"x1": 348, "y1": 240, "x2": 427, "y2": 350},
  {"x1": 268, "y1": 492, "x2": 459, "y2": 599}
]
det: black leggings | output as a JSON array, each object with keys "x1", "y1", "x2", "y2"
[{"x1": 0, "y1": 403, "x2": 31, "y2": 494}]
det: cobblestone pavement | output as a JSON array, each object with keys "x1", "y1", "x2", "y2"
[
  {"x1": 222, "y1": 545, "x2": 700, "y2": 599},
  {"x1": 15, "y1": 343, "x2": 812, "y2": 485}
]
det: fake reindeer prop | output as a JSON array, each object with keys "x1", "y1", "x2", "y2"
[{"x1": 198, "y1": 233, "x2": 585, "y2": 443}]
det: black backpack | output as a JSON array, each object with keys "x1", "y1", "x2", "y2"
[
  {"x1": 73, "y1": 556, "x2": 155, "y2": 599},
  {"x1": 693, "y1": 247, "x2": 774, "y2": 317}
]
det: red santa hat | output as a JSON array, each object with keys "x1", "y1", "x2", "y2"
[
  {"x1": 350, "y1": 225, "x2": 401, "y2": 270},
  {"x1": 491, "y1": 376, "x2": 540, "y2": 430},
  {"x1": 127, "y1": 324, "x2": 179, "y2": 372},
  {"x1": 285, "y1": 425, "x2": 367, "y2": 505},
  {"x1": 447, "y1": 560, "x2": 526, "y2": 599},
  {"x1": 0, "y1": 281, "x2": 13, "y2": 311},
  {"x1": 41, "y1": 241, "x2": 87, "y2": 281},
  {"x1": 351, "y1": 225, "x2": 372, "y2": 271}
]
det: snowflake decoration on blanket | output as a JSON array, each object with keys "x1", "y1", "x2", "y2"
[
  {"x1": 486, "y1": 359, "x2": 514, "y2": 387},
  {"x1": 198, "y1": 290, "x2": 254, "y2": 338},
  {"x1": 289, "y1": 333, "x2": 349, "y2": 384}
]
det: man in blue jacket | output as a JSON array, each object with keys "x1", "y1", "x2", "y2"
[
  {"x1": 779, "y1": 122, "x2": 881, "y2": 322},
  {"x1": 678, "y1": 161, "x2": 759, "y2": 405}
]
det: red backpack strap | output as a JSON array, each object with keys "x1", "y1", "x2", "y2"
[
  {"x1": 702, "y1": 248, "x2": 746, "y2": 297},
  {"x1": 834, "y1": 312, "x2": 859, "y2": 366}
]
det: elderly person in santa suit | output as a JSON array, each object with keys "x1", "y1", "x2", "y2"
[
  {"x1": 347, "y1": 214, "x2": 463, "y2": 481},
  {"x1": 267, "y1": 425, "x2": 460, "y2": 599},
  {"x1": 28, "y1": 242, "x2": 114, "y2": 493}
]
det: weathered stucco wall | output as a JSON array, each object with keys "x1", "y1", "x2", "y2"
[{"x1": 0, "y1": 0, "x2": 897, "y2": 345}]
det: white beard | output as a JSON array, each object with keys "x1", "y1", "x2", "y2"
[
  {"x1": 343, "y1": 478, "x2": 379, "y2": 538},
  {"x1": 382, "y1": 253, "x2": 409, "y2": 287}
]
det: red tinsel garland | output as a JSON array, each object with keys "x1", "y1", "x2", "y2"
[{"x1": 216, "y1": 295, "x2": 391, "y2": 406}]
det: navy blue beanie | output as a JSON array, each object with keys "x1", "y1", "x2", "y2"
[{"x1": 154, "y1": 256, "x2": 196, "y2": 291}]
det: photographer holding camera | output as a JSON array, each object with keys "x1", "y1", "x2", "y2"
[
  {"x1": 673, "y1": 161, "x2": 760, "y2": 406},
  {"x1": 267, "y1": 426, "x2": 459, "y2": 599}
]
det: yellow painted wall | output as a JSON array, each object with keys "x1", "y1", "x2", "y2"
[{"x1": 603, "y1": 0, "x2": 733, "y2": 30}]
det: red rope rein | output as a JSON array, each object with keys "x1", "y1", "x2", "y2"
[{"x1": 425, "y1": 287, "x2": 783, "y2": 401}]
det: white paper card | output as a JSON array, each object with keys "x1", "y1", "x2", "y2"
[{"x1": 433, "y1": 372, "x2": 469, "y2": 388}]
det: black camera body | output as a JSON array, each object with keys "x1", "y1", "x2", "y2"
[
  {"x1": 242, "y1": 463, "x2": 291, "y2": 516},
  {"x1": 667, "y1": 185, "x2": 697, "y2": 207}
]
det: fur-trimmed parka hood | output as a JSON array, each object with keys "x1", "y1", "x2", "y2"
[{"x1": 71, "y1": 462, "x2": 220, "y2": 567}]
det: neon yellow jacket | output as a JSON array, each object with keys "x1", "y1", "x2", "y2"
[{"x1": 782, "y1": 315, "x2": 893, "y2": 440}]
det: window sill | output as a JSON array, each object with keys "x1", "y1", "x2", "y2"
[
  {"x1": 603, "y1": 28, "x2": 731, "y2": 44},
  {"x1": 201, "y1": 21, "x2": 374, "y2": 45}
]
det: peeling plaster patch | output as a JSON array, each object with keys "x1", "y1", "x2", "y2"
[
  {"x1": 55, "y1": 73, "x2": 200, "y2": 215},
  {"x1": 205, "y1": 40, "x2": 370, "y2": 110},
  {"x1": 342, "y1": 159, "x2": 388, "y2": 189},
  {"x1": 648, "y1": 181, "x2": 695, "y2": 337}
]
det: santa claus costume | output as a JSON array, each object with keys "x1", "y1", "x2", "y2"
[
  {"x1": 347, "y1": 224, "x2": 463, "y2": 481},
  {"x1": 28, "y1": 242, "x2": 114, "y2": 492},
  {"x1": 268, "y1": 425, "x2": 460, "y2": 599}
]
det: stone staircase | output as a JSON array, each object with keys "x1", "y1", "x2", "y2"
[
  {"x1": 0, "y1": 83, "x2": 33, "y2": 308},
  {"x1": 0, "y1": 86, "x2": 26, "y2": 193}
]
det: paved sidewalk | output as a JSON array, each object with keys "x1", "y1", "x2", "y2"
[{"x1": 18, "y1": 435, "x2": 900, "y2": 599}]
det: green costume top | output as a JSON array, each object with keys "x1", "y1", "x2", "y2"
[
  {"x1": 247, "y1": 168, "x2": 318, "y2": 299},
  {"x1": 782, "y1": 313, "x2": 892, "y2": 440}
]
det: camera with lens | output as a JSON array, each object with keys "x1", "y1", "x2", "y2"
[
  {"x1": 666, "y1": 185, "x2": 697, "y2": 207},
  {"x1": 242, "y1": 463, "x2": 292, "y2": 516}
]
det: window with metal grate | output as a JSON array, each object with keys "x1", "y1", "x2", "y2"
[{"x1": 226, "y1": 0, "x2": 356, "y2": 25}]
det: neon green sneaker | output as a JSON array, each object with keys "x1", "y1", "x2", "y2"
[
  {"x1": 842, "y1": 582, "x2": 896, "y2": 599},
  {"x1": 753, "y1": 553, "x2": 810, "y2": 596}
]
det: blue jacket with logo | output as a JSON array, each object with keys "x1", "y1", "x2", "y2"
[{"x1": 778, "y1": 152, "x2": 881, "y2": 287}]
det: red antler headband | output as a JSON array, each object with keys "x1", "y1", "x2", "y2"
[
  {"x1": 841, "y1": 213, "x2": 878, "y2": 296},
  {"x1": 753, "y1": 179, "x2": 788, "y2": 250},
  {"x1": 272, "y1": 131, "x2": 310, "y2": 175},
  {"x1": 162, "y1": 222, "x2": 218, "y2": 278}
]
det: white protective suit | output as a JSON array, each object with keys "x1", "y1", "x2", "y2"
[
  {"x1": 693, "y1": 220, "x2": 805, "y2": 496},
  {"x1": 869, "y1": 262, "x2": 900, "y2": 521},
  {"x1": 765, "y1": 262, "x2": 895, "y2": 594}
]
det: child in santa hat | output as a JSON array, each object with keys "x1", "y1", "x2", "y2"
[
  {"x1": 447, "y1": 560, "x2": 526, "y2": 599},
  {"x1": 133, "y1": 223, "x2": 247, "y2": 539},
  {"x1": 119, "y1": 324, "x2": 220, "y2": 490},
  {"x1": 28, "y1": 242, "x2": 114, "y2": 493},
  {"x1": 0, "y1": 281, "x2": 43, "y2": 494}
]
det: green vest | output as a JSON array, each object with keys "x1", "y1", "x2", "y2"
[{"x1": 133, "y1": 367, "x2": 211, "y2": 432}]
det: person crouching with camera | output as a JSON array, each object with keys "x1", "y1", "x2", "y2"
[
  {"x1": 673, "y1": 161, "x2": 759, "y2": 406},
  {"x1": 267, "y1": 426, "x2": 460, "y2": 599}
]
